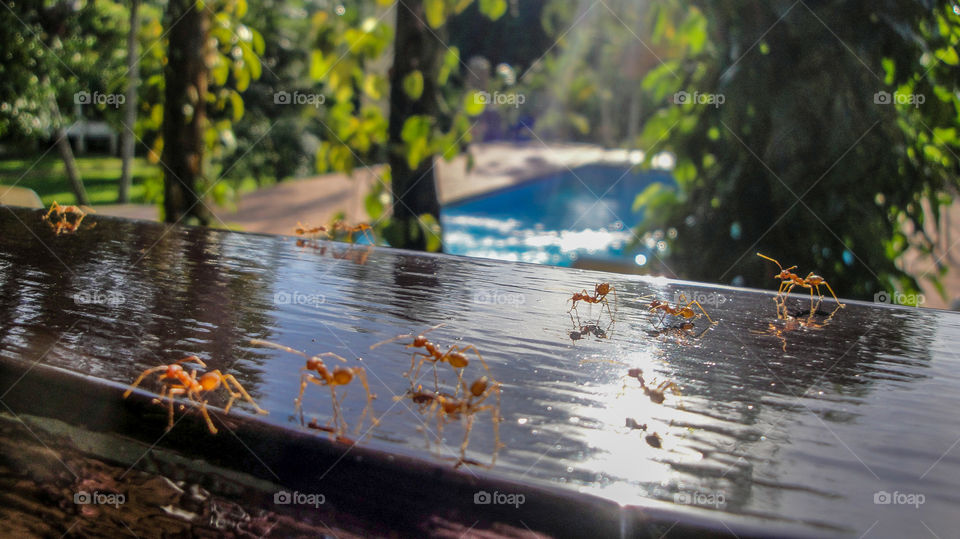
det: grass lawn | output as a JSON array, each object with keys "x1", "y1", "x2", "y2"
[{"x1": 0, "y1": 155, "x2": 162, "y2": 206}]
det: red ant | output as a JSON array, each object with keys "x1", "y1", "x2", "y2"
[
  {"x1": 331, "y1": 220, "x2": 375, "y2": 244},
  {"x1": 294, "y1": 221, "x2": 329, "y2": 238},
  {"x1": 124, "y1": 356, "x2": 267, "y2": 434},
  {"x1": 250, "y1": 339, "x2": 376, "y2": 435},
  {"x1": 624, "y1": 368, "x2": 681, "y2": 404},
  {"x1": 42, "y1": 201, "x2": 92, "y2": 235},
  {"x1": 648, "y1": 293, "x2": 718, "y2": 326},
  {"x1": 370, "y1": 324, "x2": 489, "y2": 393},
  {"x1": 568, "y1": 282, "x2": 617, "y2": 316},
  {"x1": 757, "y1": 253, "x2": 845, "y2": 317},
  {"x1": 400, "y1": 376, "x2": 502, "y2": 467}
]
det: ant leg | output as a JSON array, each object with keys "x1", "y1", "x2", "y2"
[
  {"x1": 407, "y1": 352, "x2": 434, "y2": 381},
  {"x1": 198, "y1": 400, "x2": 218, "y2": 434},
  {"x1": 455, "y1": 345, "x2": 491, "y2": 373},
  {"x1": 296, "y1": 372, "x2": 327, "y2": 425},
  {"x1": 314, "y1": 352, "x2": 349, "y2": 364},
  {"x1": 370, "y1": 323, "x2": 446, "y2": 350},
  {"x1": 459, "y1": 413, "x2": 476, "y2": 465},
  {"x1": 123, "y1": 365, "x2": 167, "y2": 398},
  {"x1": 821, "y1": 281, "x2": 845, "y2": 308},
  {"x1": 250, "y1": 339, "x2": 311, "y2": 360},
  {"x1": 221, "y1": 374, "x2": 268, "y2": 415},
  {"x1": 687, "y1": 300, "x2": 717, "y2": 324}
]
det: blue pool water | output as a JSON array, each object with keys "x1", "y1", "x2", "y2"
[{"x1": 440, "y1": 164, "x2": 675, "y2": 267}]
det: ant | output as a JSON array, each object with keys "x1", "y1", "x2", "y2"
[
  {"x1": 42, "y1": 201, "x2": 92, "y2": 235},
  {"x1": 123, "y1": 356, "x2": 267, "y2": 434},
  {"x1": 400, "y1": 376, "x2": 502, "y2": 467},
  {"x1": 757, "y1": 253, "x2": 845, "y2": 317},
  {"x1": 646, "y1": 432, "x2": 663, "y2": 448},
  {"x1": 624, "y1": 368, "x2": 681, "y2": 404},
  {"x1": 294, "y1": 221, "x2": 329, "y2": 238},
  {"x1": 625, "y1": 418, "x2": 647, "y2": 431},
  {"x1": 647, "y1": 293, "x2": 718, "y2": 326},
  {"x1": 568, "y1": 283, "x2": 617, "y2": 317},
  {"x1": 370, "y1": 324, "x2": 489, "y2": 393},
  {"x1": 250, "y1": 339, "x2": 375, "y2": 435},
  {"x1": 331, "y1": 220, "x2": 375, "y2": 244}
]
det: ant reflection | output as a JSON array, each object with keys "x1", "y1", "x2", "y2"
[
  {"x1": 645, "y1": 320, "x2": 711, "y2": 344},
  {"x1": 567, "y1": 309, "x2": 615, "y2": 343},
  {"x1": 752, "y1": 301, "x2": 842, "y2": 351}
]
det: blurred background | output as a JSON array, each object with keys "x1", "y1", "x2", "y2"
[{"x1": 2, "y1": 0, "x2": 959, "y2": 307}]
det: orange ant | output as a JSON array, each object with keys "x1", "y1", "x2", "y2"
[
  {"x1": 757, "y1": 253, "x2": 845, "y2": 317},
  {"x1": 331, "y1": 220, "x2": 375, "y2": 244},
  {"x1": 647, "y1": 293, "x2": 718, "y2": 326},
  {"x1": 400, "y1": 376, "x2": 502, "y2": 467},
  {"x1": 250, "y1": 339, "x2": 375, "y2": 435},
  {"x1": 624, "y1": 368, "x2": 681, "y2": 404},
  {"x1": 294, "y1": 222, "x2": 329, "y2": 238},
  {"x1": 568, "y1": 282, "x2": 617, "y2": 317},
  {"x1": 123, "y1": 356, "x2": 267, "y2": 434},
  {"x1": 370, "y1": 324, "x2": 489, "y2": 393},
  {"x1": 42, "y1": 201, "x2": 92, "y2": 235},
  {"x1": 751, "y1": 301, "x2": 842, "y2": 351}
]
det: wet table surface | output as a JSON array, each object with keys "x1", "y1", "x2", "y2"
[{"x1": 0, "y1": 205, "x2": 958, "y2": 538}]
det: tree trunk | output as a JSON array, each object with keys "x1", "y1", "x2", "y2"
[
  {"x1": 48, "y1": 97, "x2": 89, "y2": 206},
  {"x1": 118, "y1": 0, "x2": 140, "y2": 204},
  {"x1": 387, "y1": 0, "x2": 443, "y2": 251},
  {"x1": 161, "y1": 0, "x2": 211, "y2": 225},
  {"x1": 54, "y1": 128, "x2": 89, "y2": 206}
]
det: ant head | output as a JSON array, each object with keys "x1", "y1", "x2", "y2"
[
  {"x1": 649, "y1": 300, "x2": 663, "y2": 308},
  {"x1": 165, "y1": 364, "x2": 185, "y2": 377},
  {"x1": 447, "y1": 352, "x2": 469, "y2": 368},
  {"x1": 305, "y1": 357, "x2": 327, "y2": 373},
  {"x1": 413, "y1": 335, "x2": 428, "y2": 347},
  {"x1": 199, "y1": 372, "x2": 221, "y2": 391},
  {"x1": 596, "y1": 283, "x2": 611, "y2": 295},
  {"x1": 332, "y1": 369, "x2": 353, "y2": 385},
  {"x1": 468, "y1": 377, "x2": 489, "y2": 397},
  {"x1": 627, "y1": 368, "x2": 643, "y2": 379}
]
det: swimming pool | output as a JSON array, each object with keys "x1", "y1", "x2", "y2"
[{"x1": 440, "y1": 164, "x2": 675, "y2": 267}]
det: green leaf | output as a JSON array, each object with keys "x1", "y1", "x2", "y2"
[
  {"x1": 464, "y1": 91, "x2": 485, "y2": 116},
  {"x1": 438, "y1": 47, "x2": 460, "y2": 85},
  {"x1": 403, "y1": 70, "x2": 424, "y2": 100},
  {"x1": 417, "y1": 213, "x2": 443, "y2": 252},
  {"x1": 228, "y1": 91, "x2": 244, "y2": 122},
  {"x1": 478, "y1": 0, "x2": 507, "y2": 21},
  {"x1": 309, "y1": 50, "x2": 330, "y2": 80},
  {"x1": 425, "y1": 0, "x2": 445, "y2": 28}
]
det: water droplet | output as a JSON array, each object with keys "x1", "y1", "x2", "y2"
[{"x1": 517, "y1": 418, "x2": 528, "y2": 425}]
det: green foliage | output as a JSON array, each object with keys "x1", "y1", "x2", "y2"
[
  {"x1": 0, "y1": 156, "x2": 161, "y2": 205},
  {"x1": 633, "y1": 2, "x2": 960, "y2": 300}
]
